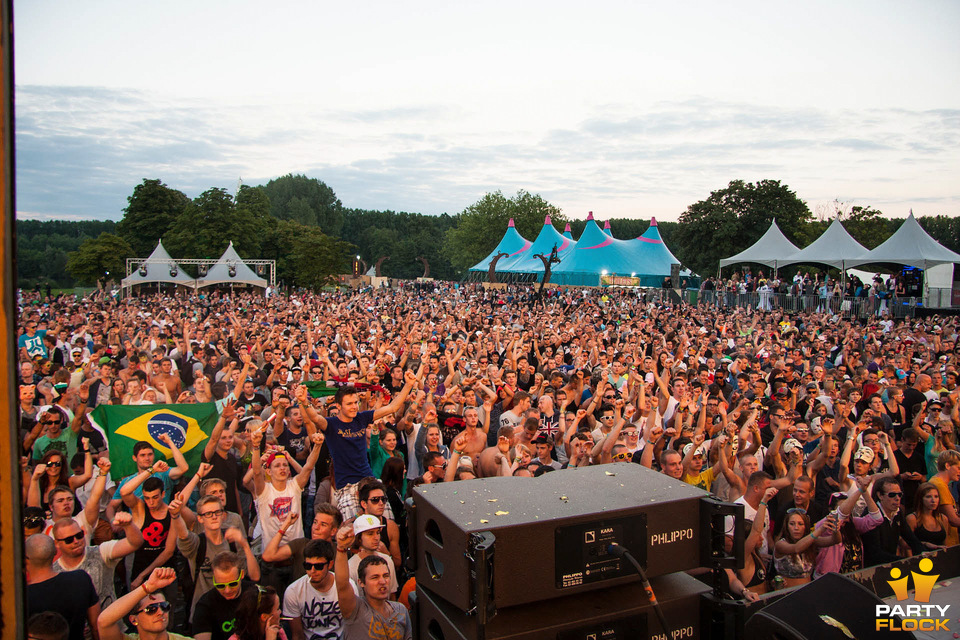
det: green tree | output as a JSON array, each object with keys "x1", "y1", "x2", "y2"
[
  {"x1": 17, "y1": 219, "x2": 118, "y2": 288},
  {"x1": 842, "y1": 205, "x2": 892, "y2": 250},
  {"x1": 443, "y1": 190, "x2": 565, "y2": 274},
  {"x1": 918, "y1": 215, "x2": 960, "y2": 253},
  {"x1": 675, "y1": 179, "x2": 812, "y2": 276},
  {"x1": 115, "y1": 179, "x2": 190, "y2": 256},
  {"x1": 65, "y1": 233, "x2": 133, "y2": 286},
  {"x1": 262, "y1": 174, "x2": 344, "y2": 236},
  {"x1": 289, "y1": 227, "x2": 355, "y2": 290},
  {"x1": 165, "y1": 187, "x2": 269, "y2": 260}
]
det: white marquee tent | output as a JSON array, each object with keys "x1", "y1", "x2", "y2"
[
  {"x1": 849, "y1": 212, "x2": 960, "y2": 270},
  {"x1": 195, "y1": 241, "x2": 267, "y2": 289},
  {"x1": 121, "y1": 240, "x2": 196, "y2": 290},
  {"x1": 777, "y1": 217, "x2": 869, "y2": 270},
  {"x1": 718, "y1": 220, "x2": 801, "y2": 271}
]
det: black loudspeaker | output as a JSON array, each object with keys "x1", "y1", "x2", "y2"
[
  {"x1": 671, "y1": 263, "x2": 681, "y2": 287},
  {"x1": 410, "y1": 463, "x2": 730, "y2": 611},
  {"x1": 744, "y1": 573, "x2": 917, "y2": 639},
  {"x1": 417, "y1": 571, "x2": 710, "y2": 640}
]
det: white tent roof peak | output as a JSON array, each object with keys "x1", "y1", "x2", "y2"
[
  {"x1": 719, "y1": 219, "x2": 801, "y2": 269},
  {"x1": 195, "y1": 242, "x2": 267, "y2": 288},
  {"x1": 778, "y1": 217, "x2": 869, "y2": 269},
  {"x1": 849, "y1": 211, "x2": 960, "y2": 270},
  {"x1": 121, "y1": 240, "x2": 195, "y2": 289}
]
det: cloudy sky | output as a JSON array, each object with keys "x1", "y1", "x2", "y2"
[{"x1": 14, "y1": 0, "x2": 960, "y2": 223}]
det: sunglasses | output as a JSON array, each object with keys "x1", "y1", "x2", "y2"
[
  {"x1": 23, "y1": 516, "x2": 44, "y2": 528},
  {"x1": 885, "y1": 492, "x2": 903, "y2": 499},
  {"x1": 135, "y1": 601, "x2": 172, "y2": 616},
  {"x1": 366, "y1": 496, "x2": 387, "y2": 504},
  {"x1": 56, "y1": 532, "x2": 84, "y2": 544},
  {"x1": 786, "y1": 507, "x2": 807, "y2": 515},
  {"x1": 46, "y1": 460, "x2": 62, "y2": 468},
  {"x1": 42, "y1": 420, "x2": 62, "y2": 426},
  {"x1": 213, "y1": 571, "x2": 244, "y2": 590},
  {"x1": 303, "y1": 560, "x2": 329, "y2": 571}
]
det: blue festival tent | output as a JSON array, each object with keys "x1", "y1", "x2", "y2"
[
  {"x1": 468, "y1": 218, "x2": 532, "y2": 274},
  {"x1": 551, "y1": 212, "x2": 649, "y2": 286},
  {"x1": 498, "y1": 215, "x2": 577, "y2": 275},
  {"x1": 628, "y1": 218, "x2": 684, "y2": 279}
]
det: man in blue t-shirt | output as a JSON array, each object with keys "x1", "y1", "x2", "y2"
[
  {"x1": 300, "y1": 368, "x2": 418, "y2": 519},
  {"x1": 19, "y1": 320, "x2": 48, "y2": 359},
  {"x1": 109, "y1": 437, "x2": 190, "y2": 511}
]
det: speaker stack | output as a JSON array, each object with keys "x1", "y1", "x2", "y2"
[{"x1": 408, "y1": 463, "x2": 743, "y2": 640}]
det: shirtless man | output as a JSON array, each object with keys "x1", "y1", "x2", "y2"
[
  {"x1": 477, "y1": 426, "x2": 518, "y2": 478},
  {"x1": 150, "y1": 358, "x2": 182, "y2": 401},
  {"x1": 452, "y1": 406, "x2": 488, "y2": 459}
]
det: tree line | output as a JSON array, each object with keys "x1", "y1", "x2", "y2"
[{"x1": 17, "y1": 175, "x2": 960, "y2": 290}]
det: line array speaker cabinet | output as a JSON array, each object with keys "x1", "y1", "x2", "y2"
[
  {"x1": 744, "y1": 572, "x2": 917, "y2": 639},
  {"x1": 409, "y1": 463, "x2": 741, "y2": 612},
  {"x1": 416, "y1": 571, "x2": 710, "y2": 640}
]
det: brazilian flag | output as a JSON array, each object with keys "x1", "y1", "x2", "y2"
[{"x1": 89, "y1": 403, "x2": 219, "y2": 480}]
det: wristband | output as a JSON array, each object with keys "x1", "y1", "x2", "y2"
[
  {"x1": 758, "y1": 501, "x2": 767, "y2": 506},
  {"x1": 454, "y1": 450, "x2": 464, "y2": 456},
  {"x1": 278, "y1": 528, "x2": 288, "y2": 537},
  {"x1": 142, "y1": 584, "x2": 154, "y2": 595},
  {"x1": 337, "y1": 546, "x2": 350, "y2": 553},
  {"x1": 170, "y1": 512, "x2": 181, "y2": 519},
  {"x1": 809, "y1": 532, "x2": 816, "y2": 540}
]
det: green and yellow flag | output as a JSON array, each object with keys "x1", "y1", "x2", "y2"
[{"x1": 89, "y1": 403, "x2": 220, "y2": 480}]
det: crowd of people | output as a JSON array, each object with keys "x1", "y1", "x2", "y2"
[{"x1": 18, "y1": 280, "x2": 960, "y2": 640}]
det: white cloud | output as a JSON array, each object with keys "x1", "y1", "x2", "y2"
[{"x1": 14, "y1": 86, "x2": 960, "y2": 221}]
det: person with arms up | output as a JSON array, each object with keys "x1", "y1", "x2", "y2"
[
  {"x1": 333, "y1": 521, "x2": 412, "y2": 640},
  {"x1": 110, "y1": 436, "x2": 190, "y2": 512},
  {"x1": 262, "y1": 505, "x2": 342, "y2": 586},
  {"x1": 53, "y1": 511, "x2": 143, "y2": 609},
  {"x1": 298, "y1": 369, "x2": 419, "y2": 520},
  {"x1": 283, "y1": 539, "x2": 358, "y2": 640},
  {"x1": 170, "y1": 490, "x2": 261, "y2": 620},
  {"x1": 249, "y1": 428, "x2": 325, "y2": 593},
  {"x1": 97, "y1": 567, "x2": 188, "y2": 640}
]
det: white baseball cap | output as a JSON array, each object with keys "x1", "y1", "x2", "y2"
[{"x1": 353, "y1": 514, "x2": 385, "y2": 535}]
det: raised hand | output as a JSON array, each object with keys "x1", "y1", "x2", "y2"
[
  {"x1": 32, "y1": 464, "x2": 47, "y2": 479},
  {"x1": 143, "y1": 566, "x2": 177, "y2": 593},
  {"x1": 197, "y1": 462, "x2": 214, "y2": 478},
  {"x1": 281, "y1": 511, "x2": 300, "y2": 530},
  {"x1": 168, "y1": 493, "x2": 184, "y2": 517},
  {"x1": 224, "y1": 528, "x2": 246, "y2": 546},
  {"x1": 310, "y1": 431, "x2": 325, "y2": 446},
  {"x1": 112, "y1": 511, "x2": 133, "y2": 527},
  {"x1": 336, "y1": 522, "x2": 356, "y2": 550},
  {"x1": 497, "y1": 435, "x2": 511, "y2": 454},
  {"x1": 152, "y1": 460, "x2": 170, "y2": 474}
]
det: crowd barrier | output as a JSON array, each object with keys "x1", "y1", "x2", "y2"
[{"x1": 652, "y1": 289, "x2": 922, "y2": 319}]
